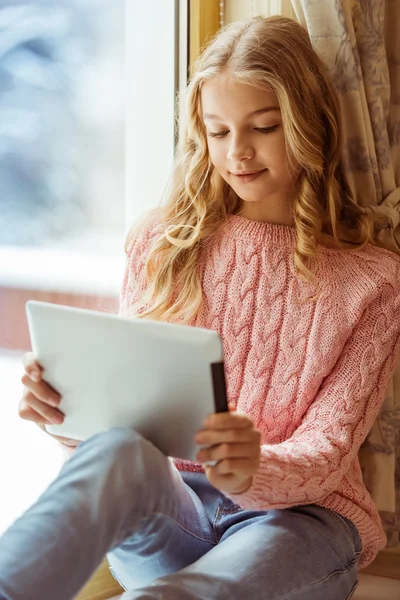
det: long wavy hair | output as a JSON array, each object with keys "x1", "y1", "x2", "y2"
[{"x1": 126, "y1": 15, "x2": 380, "y2": 322}]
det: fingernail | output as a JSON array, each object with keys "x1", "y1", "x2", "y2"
[
  {"x1": 49, "y1": 394, "x2": 61, "y2": 406},
  {"x1": 52, "y1": 414, "x2": 63, "y2": 424},
  {"x1": 31, "y1": 371, "x2": 40, "y2": 382}
]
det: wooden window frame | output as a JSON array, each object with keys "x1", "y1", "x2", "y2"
[{"x1": 189, "y1": 0, "x2": 220, "y2": 72}]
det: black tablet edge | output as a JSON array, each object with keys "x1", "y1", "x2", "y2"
[{"x1": 211, "y1": 362, "x2": 229, "y2": 413}]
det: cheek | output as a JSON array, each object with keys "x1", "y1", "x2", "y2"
[
  {"x1": 207, "y1": 142, "x2": 225, "y2": 170},
  {"x1": 264, "y1": 137, "x2": 293, "y2": 175},
  {"x1": 263, "y1": 134, "x2": 286, "y2": 160}
]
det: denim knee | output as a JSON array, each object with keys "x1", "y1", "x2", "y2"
[
  {"x1": 75, "y1": 427, "x2": 171, "y2": 486},
  {"x1": 86, "y1": 426, "x2": 142, "y2": 452},
  {"x1": 78, "y1": 427, "x2": 151, "y2": 465}
]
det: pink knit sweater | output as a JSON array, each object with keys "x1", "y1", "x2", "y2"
[
  {"x1": 117, "y1": 214, "x2": 400, "y2": 569},
  {"x1": 61, "y1": 214, "x2": 400, "y2": 568}
]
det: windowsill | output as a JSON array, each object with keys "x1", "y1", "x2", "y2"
[{"x1": 0, "y1": 243, "x2": 126, "y2": 297}]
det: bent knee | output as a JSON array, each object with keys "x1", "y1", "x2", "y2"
[
  {"x1": 81, "y1": 427, "x2": 169, "y2": 476},
  {"x1": 86, "y1": 427, "x2": 150, "y2": 457}
]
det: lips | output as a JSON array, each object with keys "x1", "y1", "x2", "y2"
[
  {"x1": 231, "y1": 169, "x2": 267, "y2": 183},
  {"x1": 231, "y1": 169, "x2": 264, "y2": 175}
]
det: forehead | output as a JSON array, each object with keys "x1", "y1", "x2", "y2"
[{"x1": 201, "y1": 75, "x2": 278, "y2": 119}]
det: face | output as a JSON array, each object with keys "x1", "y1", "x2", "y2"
[{"x1": 201, "y1": 74, "x2": 297, "y2": 224}]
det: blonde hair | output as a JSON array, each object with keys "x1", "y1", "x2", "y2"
[{"x1": 127, "y1": 15, "x2": 379, "y2": 322}]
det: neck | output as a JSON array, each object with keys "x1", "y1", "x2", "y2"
[{"x1": 237, "y1": 196, "x2": 295, "y2": 227}]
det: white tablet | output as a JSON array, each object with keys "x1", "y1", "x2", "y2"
[{"x1": 25, "y1": 300, "x2": 228, "y2": 461}]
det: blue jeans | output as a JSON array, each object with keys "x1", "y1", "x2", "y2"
[{"x1": 0, "y1": 428, "x2": 362, "y2": 600}]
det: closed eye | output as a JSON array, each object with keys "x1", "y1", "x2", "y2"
[
  {"x1": 256, "y1": 125, "x2": 280, "y2": 134},
  {"x1": 207, "y1": 125, "x2": 280, "y2": 138},
  {"x1": 207, "y1": 130, "x2": 229, "y2": 138}
]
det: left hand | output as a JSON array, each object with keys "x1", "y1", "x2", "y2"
[{"x1": 195, "y1": 409, "x2": 261, "y2": 495}]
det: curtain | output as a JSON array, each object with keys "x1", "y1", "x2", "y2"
[
  {"x1": 224, "y1": 1, "x2": 297, "y2": 23},
  {"x1": 291, "y1": 0, "x2": 400, "y2": 549}
]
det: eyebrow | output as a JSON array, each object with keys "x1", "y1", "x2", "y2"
[{"x1": 203, "y1": 106, "x2": 280, "y2": 120}]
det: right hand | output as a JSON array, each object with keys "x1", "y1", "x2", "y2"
[{"x1": 19, "y1": 352, "x2": 80, "y2": 448}]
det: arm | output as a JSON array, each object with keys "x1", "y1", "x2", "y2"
[
  {"x1": 227, "y1": 275, "x2": 400, "y2": 510},
  {"x1": 118, "y1": 210, "x2": 158, "y2": 318}
]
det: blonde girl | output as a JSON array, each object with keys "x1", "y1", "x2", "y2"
[{"x1": 2, "y1": 16, "x2": 400, "y2": 600}]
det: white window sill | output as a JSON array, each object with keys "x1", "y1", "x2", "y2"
[{"x1": 0, "y1": 245, "x2": 125, "y2": 296}]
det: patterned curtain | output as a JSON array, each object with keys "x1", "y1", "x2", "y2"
[{"x1": 291, "y1": 0, "x2": 400, "y2": 548}]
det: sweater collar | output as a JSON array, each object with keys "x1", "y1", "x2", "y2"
[{"x1": 225, "y1": 214, "x2": 297, "y2": 246}]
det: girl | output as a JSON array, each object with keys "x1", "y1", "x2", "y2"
[{"x1": 2, "y1": 15, "x2": 400, "y2": 600}]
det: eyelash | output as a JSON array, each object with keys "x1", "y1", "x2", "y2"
[{"x1": 207, "y1": 125, "x2": 279, "y2": 138}]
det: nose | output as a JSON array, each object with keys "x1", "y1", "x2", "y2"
[{"x1": 226, "y1": 134, "x2": 254, "y2": 162}]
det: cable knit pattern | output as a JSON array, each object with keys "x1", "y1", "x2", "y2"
[{"x1": 119, "y1": 214, "x2": 400, "y2": 568}]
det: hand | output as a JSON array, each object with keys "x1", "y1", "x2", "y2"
[
  {"x1": 19, "y1": 352, "x2": 80, "y2": 448},
  {"x1": 195, "y1": 409, "x2": 261, "y2": 495}
]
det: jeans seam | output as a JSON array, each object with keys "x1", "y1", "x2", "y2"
[
  {"x1": 218, "y1": 506, "x2": 242, "y2": 514},
  {"x1": 212, "y1": 504, "x2": 222, "y2": 540},
  {"x1": 108, "y1": 563, "x2": 128, "y2": 592},
  {"x1": 118, "y1": 512, "x2": 216, "y2": 548},
  {"x1": 212, "y1": 500, "x2": 243, "y2": 541},
  {"x1": 327, "y1": 511, "x2": 362, "y2": 554},
  {"x1": 156, "y1": 512, "x2": 216, "y2": 545},
  {"x1": 276, "y1": 554, "x2": 360, "y2": 600},
  {"x1": 345, "y1": 579, "x2": 360, "y2": 600},
  {"x1": 108, "y1": 512, "x2": 216, "y2": 591}
]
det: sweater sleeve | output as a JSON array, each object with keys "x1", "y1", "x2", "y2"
[
  {"x1": 227, "y1": 272, "x2": 400, "y2": 510},
  {"x1": 118, "y1": 210, "x2": 159, "y2": 318}
]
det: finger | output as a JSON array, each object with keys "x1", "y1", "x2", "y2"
[
  {"x1": 19, "y1": 393, "x2": 64, "y2": 424},
  {"x1": 205, "y1": 468, "x2": 236, "y2": 487},
  {"x1": 22, "y1": 353, "x2": 43, "y2": 382},
  {"x1": 204, "y1": 465, "x2": 253, "y2": 492},
  {"x1": 19, "y1": 403, "x2": 54, "y2": 426},
  {"x1": 206, "y1": 471, "x2": 253, "y2": 495},
  {"x1": 200, "y1": 412, "x2": 254, "y2": 431},
  {"x1": 196, "y1": 426, "x2": 260, "y2": 447},
  {"x1": 20, "y1": 393, "x2": 64, "y2": 424},
  {"x1": 197, "y1": 442, "x2": 258, "y2": 463},
  {"x1": 21, "y1": 374, "x2": 61, "y2": 407},
  {"x1": 211, "y1": 457, "x2": 259, "y2": 476}
]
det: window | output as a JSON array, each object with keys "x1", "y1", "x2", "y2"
[
  {"x1": 125, "y1": 0, "x2": 179, "y2": 230},
  {"x1": 0, "y1": 0, "x2": 125, "y2": 296},
  {"x1": 0, "y1": 1, "x2": 124, "y2": 250},
  {"x1": 0, "y1": 0, "x2": 181, "y2": 534},
  {"x1": 0, "y1": 0, "x2": 179, "y2": 297}
]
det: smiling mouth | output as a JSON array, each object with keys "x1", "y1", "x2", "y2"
[
  {"x1": 231, "y1": 169, "x2": 267, "y2": 182},
  {"x1": 231, "y1": 169, "x2": 265, "y2": 175}
]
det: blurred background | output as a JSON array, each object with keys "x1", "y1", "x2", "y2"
[
  {"x1": 0, "y1": 0, "x2": 178, "y2": 536},
  {"x1": 0, "y1": 0, "x2": 124, "y2": 249},
  {"x1": 0, "y1": 4, "x2": 399, "y2": 597},
  {"x1": 0, "y1": 0, "x2": 125, "y2": 538}
]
